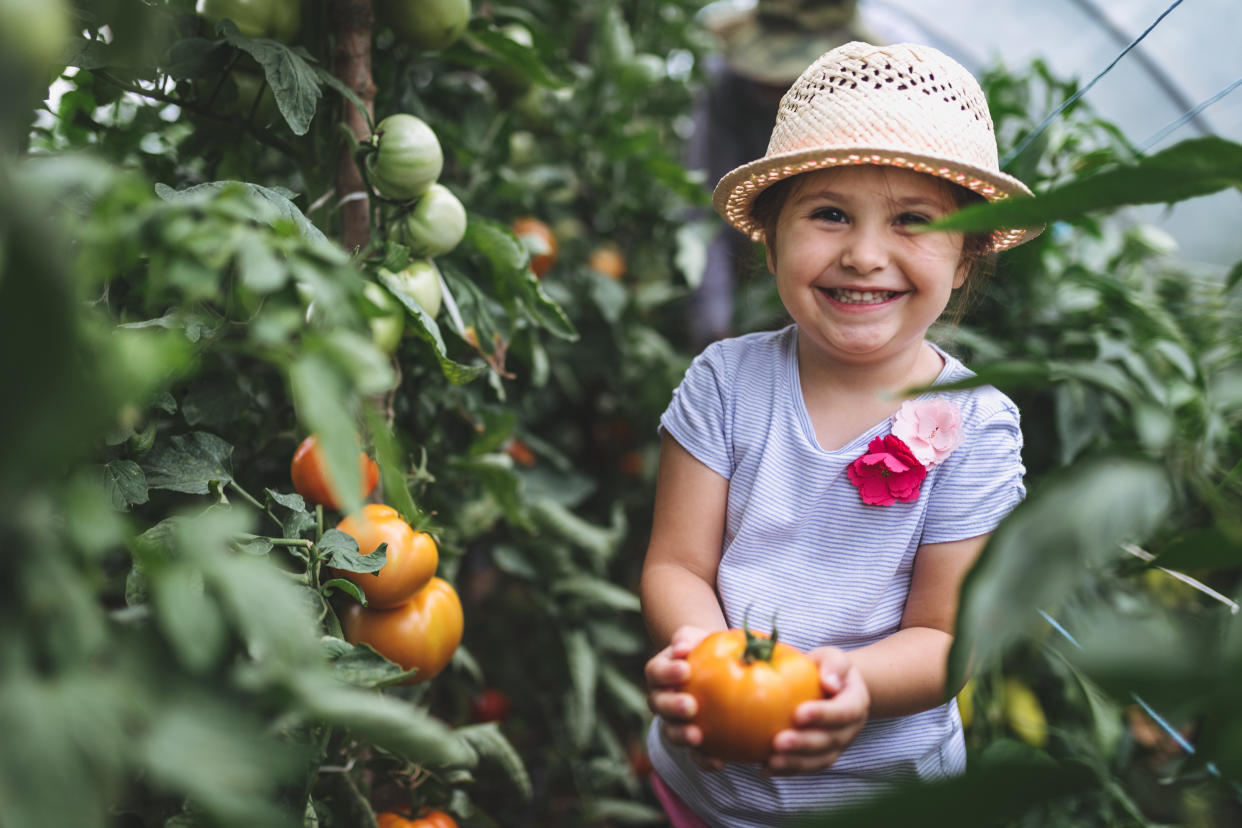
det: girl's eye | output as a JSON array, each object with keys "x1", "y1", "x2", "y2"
[
  {"x1": 897, "y1": 212, "x2": 932, "y2": 226},
  {"x1": 811, "y1": 206, "x2": 847, "y2": 223}
]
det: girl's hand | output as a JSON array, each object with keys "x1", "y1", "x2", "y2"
[
  {"x1": 644, "y1": 625, "x2": 725, "y2": 770},
  {"x1": 764, "y1": 646, "x2": 870, "y2": 776}
]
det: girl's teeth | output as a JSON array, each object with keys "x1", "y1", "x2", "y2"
[{"x1": 827, "y1": 288, "x2": 896, "y2": 304}]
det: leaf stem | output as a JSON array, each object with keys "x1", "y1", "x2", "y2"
[{"x1": 227, "y1": 479, "x2": 284, "y2": 529}]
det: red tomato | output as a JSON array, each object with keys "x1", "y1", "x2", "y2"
[
  {"x1": 469, "y1": 688, "x2": 512, "y2": 723},
  {"x1": 340, "y1": 577, "x2": 464, "y2": 683},
  {"x1": 332, "y1": 504, "x2": 437, "y2": 608},
  {"x1": 290, "y1": 434, "x2": 379, "y2": 511},
  {"x1": 684, "y1": 628, "x2": 822, "y2": 763}
]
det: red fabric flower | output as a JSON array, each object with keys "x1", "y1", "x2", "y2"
[{"x1": 846, "y1": 435, "x2": 928, "y2": 506}]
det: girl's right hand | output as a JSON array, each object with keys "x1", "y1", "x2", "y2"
[{"x1": 644, "y1": 625, "x2": 724, "y2": 769}]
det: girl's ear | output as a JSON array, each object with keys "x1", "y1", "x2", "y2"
[
  {"x1": 952, "y1": 258, "x2": 969, "y2": 290},
  {"x1": 765, "y1": 242, "x2": 777, "y2": 274}
]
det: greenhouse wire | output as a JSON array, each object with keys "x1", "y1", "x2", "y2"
[
  {"x1": 1139, "y1": 75, "x2": 1242, "y2": 151},
  {"x1": 1038, "y1": 600, "x2": 1223, "y2": 779},
  {"x1": 1002, "y1": 0, "x2": 1186, "y2": 167}
]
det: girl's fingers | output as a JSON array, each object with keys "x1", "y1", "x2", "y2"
[
  {"x1": 648, "y1": 688, "x2": 698, "y2": 721},
  {"x1": 661, "y1": 718, "x2": 704, "y2": 748}
]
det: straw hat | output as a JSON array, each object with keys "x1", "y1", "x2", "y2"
[
  {"x1": 701, "y1": 0, "x2": 874, "y2": 86},
  {"x1": 713, "y1": 41, "x2": 1043, "y2": 251}
]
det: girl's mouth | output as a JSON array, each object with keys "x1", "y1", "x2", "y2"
[{"x1": 821, "y1": 287, "x2": 902, "y2": 305}]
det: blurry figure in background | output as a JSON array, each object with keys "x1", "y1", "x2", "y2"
[{"x1": 687, "y1": 0, "x2": 889, "y2": 345}]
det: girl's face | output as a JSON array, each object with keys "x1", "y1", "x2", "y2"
[{"x1": 765, "y1": 165, "x2": 968, "y2": 369}]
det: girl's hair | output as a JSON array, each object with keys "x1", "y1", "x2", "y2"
[{"x1": 749, "y1": 170, "x2": 996, "y2": 323}]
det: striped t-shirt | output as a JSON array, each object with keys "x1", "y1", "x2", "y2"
[{"x1": 647, "y1": 324, "x2": 1025, "y2": 827}]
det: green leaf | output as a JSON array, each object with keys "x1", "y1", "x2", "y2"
[
  {"x1": 934, "y1": 136, "x2": 1242, "y2": 234},
  {"x1": 563, "y1": 629, "x2": 598, "y2": 750},
  {"x1": 150, "y1": 565, "x2": 229, "y2": 674},
  {"x1": 155, "y1": 180, "x2": 328, "y2": 244},
  {"x1": 363, "y1": 402, "x2": 423, "y2": 525},
  {"x1": 469, "y1": 25, "x2": 565, "y2": 87},
  {"x1": 101, "y1": 459, "x2": 148, "y2": 510},
  {"x1": 551, "y1": 575, "x2": 641, "y2": 613},
  {"x1": 234, "y1": 229, "x2": 287, "y2": 293},
  {"x1": 141, "y1": 432, "x2": 235, "y2": 494},
  {"x1": 378, "y1": 268, "x2": 486, "y2": 385},
  {"x1": 458, "y1": 723, "x2": 534, "y2": 800},
  {"x1": 599, "y1": 663, "x2": 649, "y2": 721},
  {"x1": 798, "y1": 753, "x2": 1090, "y2": 827},
  {"x1": 1154, "y1": 527, "x2": 1242, "y2": 571},
  {"x1": 948, "y1": 458, "x2": 1173, "y2": 689},
  {"x1": 218, "y1": 22, "x2": 322, "y2": 135},
  {"x1": 288, "y1": 352, "x2": 366, "y2": 515},
  {"x1": 321, "y1": 637, "x2": 417, "y2": 688},
  {"x1": 312, "y1": 65, "x2": 372, "y2": 133},
  {"x1": 321, "y1": 578, "x2": 367, "y2": 604},
  {"x1": 462, "y1": 217, "x2": 578, "y2": 341},
  {"x1": 291, "y1": 676, "x2": 476, "y2": 768},
  {"x1": 585, "y1": 799, "x2": 665, "y2": 825},
  {"x1": 529, "y1": 498, "x2": 625, "y2": 570},
  {"x1": 318, "y1": 528, "x2": 386, "y2": 574}
]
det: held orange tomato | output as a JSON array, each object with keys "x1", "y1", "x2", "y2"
[
  {"x1": 290, "y1": 435, "x2": 379, "y2": 511},
  {"x1": 511, "y1": 216, "x2": 558, "y2": 277},
  {"x1": 332, "y1": 504, "x2": 437, "y2": 608},
  {"x1": 684, "y1": 628, "x2": 822, "y2": 763},
  {"x1": 340, "y1": 577, "x2": 463, "y2": 683},
  {"x1": 375, "y1": 811, "x2": 457, "y2": 828}
]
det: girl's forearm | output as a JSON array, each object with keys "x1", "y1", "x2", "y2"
[
  {"x1": 845, "y1": 627, "x2": 956, "y2": 719},
  {"x1": 640, "y1": 561, "x2": 728, "y2": 648}
]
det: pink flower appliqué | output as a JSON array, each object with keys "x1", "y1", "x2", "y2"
[
  {"x1": 890, "y1": 398, "x2": 964, "y2": 468},
  {"x1": 846, "y1": 435, "x2": 928, "y2": 506}
]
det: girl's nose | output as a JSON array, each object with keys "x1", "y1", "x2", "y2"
[{"x1": 840, "y1": 227, "x2": 889, "y2": 275}]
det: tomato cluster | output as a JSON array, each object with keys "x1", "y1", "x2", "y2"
[
  {"x1": 290, "y1": 437, "x2": 463, "y2": 684},
  {"x1": 376, "y1": 810, "x2": 458, "y2": 828}
]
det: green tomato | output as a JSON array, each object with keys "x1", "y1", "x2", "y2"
[
  {"x1": 385, "y1": 260, "x2": 443, "y2": 320},
  {"x1": 379, "y1": 0, "x2": 472, "y2": 51},
  {"x1": 399, "y1": 183, "x2": 467, "y2": 257},
  {"x1": 197, "y1": 0, "x2": 301, "y2": 42},
  {"x1": 366, "y1": 114, "x2": 444, "y2": 201},
  {"x1": 362, "y1": 281, "x2": 405, "y2": 354}
]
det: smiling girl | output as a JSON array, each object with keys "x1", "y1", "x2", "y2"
[{"x1": 640, "y1": 41, "x2": 1042, "y2": 827}]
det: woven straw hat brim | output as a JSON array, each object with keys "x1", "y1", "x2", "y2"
[{"x1": 713, "y1": 146, "x2": 1042, "y2": 252}]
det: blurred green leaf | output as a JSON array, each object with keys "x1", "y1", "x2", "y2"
[
  {"x1": 458, "y1": 723, "x2": 534, "y2": 800},
  {"x1": 320, "y1": 637, "x2": 416, "y2": 688},
  {"x1": 564, "y1": 629, "x2": 598, "y2": 750},
  {"x1": 950, "y1": 458, "x2": 1173, "y2": 689},
  {"x1": 935, "y1": 137, "x2": 1242, "y2": 234}
]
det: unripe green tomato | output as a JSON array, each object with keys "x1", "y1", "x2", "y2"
[
  {"x1": 399, "y1": 183, "x2": 467, "y2": 257},
  {"x1": 379, "y1": 0, "x2": 472, "y2": 51},
  {"x1": 385, "y1": 259, "x2": 443, "y2": 320},
  {"x1": 362, "y1": 280, "x2": 405, "y2": 354},
  {"x1": 367, "y1": 114, "x2": 444, "y2": 201},
  {"x1": 197, "y1": 0, "x2": 301, "y2": 42}
]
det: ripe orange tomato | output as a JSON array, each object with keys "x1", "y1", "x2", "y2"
[
  {"x1": 376, "y1": 811, "x2": 458, "y2": 828},
  {"x1": 511, "y1": 216, "x2": 558, "y2": 277},
  {"x1": 332, "y1": 504, "x2": 437, "y2": 608},
  {"x1": 290, "y1": 434, "x2": 379, "y2": 511},
  {"x1": 340, "y1": 577, "x2": 463, "y2": 683},
  {"x1": 684, "y1": 628, "x2": 822, "y2": 763},
  {"x1": 588, "y1": 242, "x2": 627, "y2": 280}
]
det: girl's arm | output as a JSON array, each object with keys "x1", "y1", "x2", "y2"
[
  {"x1": 640, "y1": 433, "x2": 730, "y2": 645},
  {"x1": 840, "y1": 533, "x2": 989, "y2": 718}
]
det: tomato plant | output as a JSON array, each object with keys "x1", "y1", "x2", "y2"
[
  {"x1": 684, "y1": 628, "x2": 822, "y2": 763},
  {"x1": 290, "y1": 434, "x2": 380, "y2": 510},
  {"x1": 196, "y1": 0, "x2": 300, "y2": 41},
  {"x1": 367, "y1": 114, "x2": 444, "y2": 201},
  {"x1": 340, "y1": 577, "x2": 464, "y2": 683},
  {"x1": 333, "y1": 504, "x2": 438, "y2": 608}
]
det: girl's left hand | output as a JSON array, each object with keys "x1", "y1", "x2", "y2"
[{"x1": 764, "y1": 646, "x2": 870, "y2": 776}]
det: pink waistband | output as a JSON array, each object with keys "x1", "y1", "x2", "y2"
[{"x1": 650, "y1": 771, "x2": 711, "y2": 828}]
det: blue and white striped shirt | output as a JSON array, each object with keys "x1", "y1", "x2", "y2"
[{"x1": 647, "y1": 324, "x2": 1025, "y2": 826}]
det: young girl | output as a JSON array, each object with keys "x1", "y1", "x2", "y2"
[{"x1": 641, "y1": 41, "x2": 1042, "y2": 827}]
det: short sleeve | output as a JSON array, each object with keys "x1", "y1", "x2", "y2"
[
  {"x1": 659, "y1": 344, "x2": 733, "y2": 479},
  {"x1": 920, "y1": 403, "x2": 1025, "y2": 544}
]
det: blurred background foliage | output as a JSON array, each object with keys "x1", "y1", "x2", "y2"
[{"x1": 1, "y1": 0, "x2": 1239, "y2": 826}]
